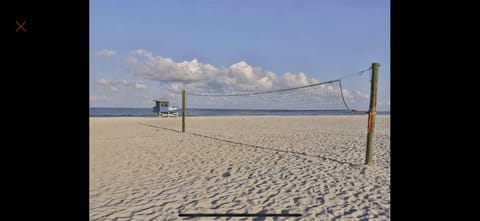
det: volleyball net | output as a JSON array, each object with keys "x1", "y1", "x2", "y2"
[
  {"x1": 180, "y1": 67, "x2": 372, "y2": 114},
  {"x1": 175, "y1": 63, "x2": 380, "y2": 165}
]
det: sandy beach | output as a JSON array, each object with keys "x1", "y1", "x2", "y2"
[{"x1": 90, "y1": 115, "x2": 390, "y2": 220}]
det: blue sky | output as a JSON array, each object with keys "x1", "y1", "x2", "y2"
[{"x1": 90, "y1": 0, "x2": 390, "y2": 110}]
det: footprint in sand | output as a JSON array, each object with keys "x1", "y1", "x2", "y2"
[{"x1": 223, "y1": 171, "x2": 231, "y2": 177}]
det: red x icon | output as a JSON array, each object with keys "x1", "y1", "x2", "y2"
[{"x1": 16, "y1": 21, "x2": 27, "y2": 32}]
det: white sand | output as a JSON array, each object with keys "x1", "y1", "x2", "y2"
[{"x1": 90, "y1": 116, "x2": 390, "y2": 220}]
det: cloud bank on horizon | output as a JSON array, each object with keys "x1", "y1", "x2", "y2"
[
  {"x1": 91, "y1": 49, "x2": 376, "y2": 109},
  {"x1": 125, "y1": 49, "x2": 320, "y2": 94}
]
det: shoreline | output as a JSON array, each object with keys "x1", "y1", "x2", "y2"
[{"x1": 89, "y1": 113, "x2": 390, "y2": 118}]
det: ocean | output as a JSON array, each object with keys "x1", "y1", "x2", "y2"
[{"x1": 90, "y1": 107, "x2": 390, "y2": 117}]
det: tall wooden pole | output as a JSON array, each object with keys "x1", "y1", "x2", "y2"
[
  {"x1": 182, "y1": 90, "x2": 186, "y2": 133},
  {"x1": 365, "y1": 63, "x2": 379, "y2": 165}
]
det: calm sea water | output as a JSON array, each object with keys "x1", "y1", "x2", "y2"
[{"x1": 90, "y1": 107, "x2": 390, "y2": 117}]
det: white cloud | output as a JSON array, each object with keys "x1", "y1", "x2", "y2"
[
  {"x1": 89, "y1": 94, "x2": 108, "y2": 101},
  {"x1": 277, "y1": 72, "x2": 310, "y2": 89},
  {"x1": 97, "y1": 79, "x2": 129, "y2": 87},
  {"x1": 341, "y1": 89, "x2": 369, "y2": 103},
  {"x1": 96, "y1": 78, "x2": 149, "y2": 92},
  {"x1": 91, "y1": 78, "x2": 153, "y2": 107},
  {"x1": 169, "y1": 82, "x2": 183, "y2": 92},
  {"x1": 97, "y1": 78, "x2": 110, "y2": 85},
  {"x1": 125, "y1": 49, "x2": 319, "y2": 93},
  {"x1": 135, "y1": 83, "x2": 147, "y2": 89},
  {"x1": 96, "y1": 49, "x2": 117, "y2": 57}
]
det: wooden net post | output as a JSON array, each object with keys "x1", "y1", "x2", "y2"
[
  {"x1": 182, "y1": 90, "x2": 186, "y2": 133},
  {"x1": 365, "y1": 63, "x2": 379, "y2": 165}
]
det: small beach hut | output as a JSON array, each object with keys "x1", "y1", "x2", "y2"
[{"x1": 153, "y1": 99, "x2": 178, "y2": 117}]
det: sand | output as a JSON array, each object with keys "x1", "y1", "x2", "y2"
[{"x1": 90, "y1": 116, "x2": 390, "y2": 220}]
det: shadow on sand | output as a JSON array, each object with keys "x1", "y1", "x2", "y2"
[{"x1": 139, "y1": 123, "x2": 357, "y2": 167}]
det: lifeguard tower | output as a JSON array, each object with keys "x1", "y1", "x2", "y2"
[{"x1": 153, "y1": 99, "x2": 178, "y2": 117}]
